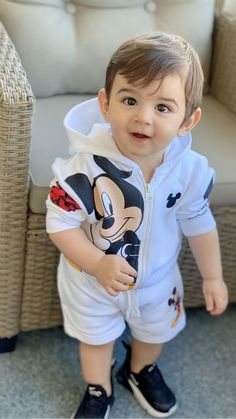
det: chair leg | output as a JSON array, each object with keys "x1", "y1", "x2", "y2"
[{"x1": 0, "y1": 335, "x2": 18, "y2": 353}]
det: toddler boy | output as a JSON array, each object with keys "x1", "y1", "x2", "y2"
[{"x1": 46, "y1": 32, "x2": 228, "y2": 418}]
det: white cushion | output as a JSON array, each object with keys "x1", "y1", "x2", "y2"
[
  {"x1": 193, "y1": 95, "x2": 236, "y2": 206},
  {"x1": 30, "y1": 94, "x2": 94, "y2": 188},
  {"x1": 0, "y1": 0, "x2": 214, "y2": 97},
  {"x1": 29, "y1": 94, "x2": 94, "y2": 213},
  {"x1": 29, "y1": 94, "x2": 236, "y2": 214},
  {"x1": 223, "y1": 0, "x2": 236, "y2": 14}
]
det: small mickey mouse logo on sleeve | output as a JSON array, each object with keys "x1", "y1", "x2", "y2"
[{"x1": 166, "y1": 192, "x2": 181, "y2": 208}]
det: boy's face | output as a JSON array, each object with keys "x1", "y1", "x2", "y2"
[{"x1": 98, "y1": 73, "x2": 200, "y2": 168}]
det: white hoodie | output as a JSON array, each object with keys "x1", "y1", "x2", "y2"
[{"x1": 46, "y1": 98, "x2": 216, "y2": 290}]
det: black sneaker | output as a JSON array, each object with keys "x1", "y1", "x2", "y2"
[
  {"x1": 116, "y1": 341, "x2": 177, "y2": 417},
  {"x1": 73, "y1": 384, "x2": 114, "y2": 418}
]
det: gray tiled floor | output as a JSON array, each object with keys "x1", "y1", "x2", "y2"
[{"x1": 0, "y1": 305, "x2": 236, "y2": 418}]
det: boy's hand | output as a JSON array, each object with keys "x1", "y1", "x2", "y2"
[
  {"x1": 202, "y1": 278, "x2": 228, "y2": 315},
  {"x1": 95, "y1": 255, "x2": 137, "y2": 296}
]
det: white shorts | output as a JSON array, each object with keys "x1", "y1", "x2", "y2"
[{"x1": 58, "y1": 256, "x2": 186, "y2": 345}]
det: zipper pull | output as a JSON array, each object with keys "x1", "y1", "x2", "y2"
[{"x1": 145, "y1": 184, "x2": 152, "y2": 201}]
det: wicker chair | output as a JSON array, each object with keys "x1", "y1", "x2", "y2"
[{"x1": 0, "y1": 1, "x2": 236, "y2": 352}]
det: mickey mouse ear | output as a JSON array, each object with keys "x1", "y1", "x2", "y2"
[
  {"x1": 65, "y1": 173, "x2": 94, "y2": 214},
  {"x1": 168, "y1": 298, "x2": 174, "y2": 306},
  {"x1": 93, "y1": 155, "x2": 132, "y2": 179}
]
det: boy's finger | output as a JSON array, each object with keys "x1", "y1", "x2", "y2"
[
  {"x1": 118, "y1": 273, "x2": 136, "y2": 285},
  {"x1": 107, "y1": 286, "x2": 119, "y2": 297},
  {"x1": 120, "y1": 258, "x2": 137, "y2": 277},
  {"x1": 211, "y1": 298, "x2": 228, "y2": 315},
  {"x1": 205, "y1": 293, "x2": 214, "y2": 312},
  {"x1": 210, "y1": 305, "x2": 225, "y2": 316}
]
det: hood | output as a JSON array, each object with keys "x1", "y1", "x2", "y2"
[
  {"x1": 64, "y1": 97, "x2": 119, "y2": 158},
  {"x1": 64, "y1": 97, "x2": 192, "y2": 169}
]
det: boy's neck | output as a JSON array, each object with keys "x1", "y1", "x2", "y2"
[{"x1": 135, "y1": 151, "x2": 164, "y2": 183}]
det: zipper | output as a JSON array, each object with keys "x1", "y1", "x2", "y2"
[
  {"x1": 145, "y1": 183, "x2": 153, "y2": 201},
  {"x1": 136, "y1": 175, "x2": 154, "y2": 288}
]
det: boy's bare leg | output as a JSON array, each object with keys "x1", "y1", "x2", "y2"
[
  {"x1": 80, "y1": 340, "x2": 114, "y2": 396},
  {"x1": 130, "y1": 338, "x2": 163, "y2": 373}
]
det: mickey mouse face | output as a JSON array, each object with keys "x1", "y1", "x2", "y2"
[
  {"x1": 94, "y1": 176, "x2": 143, "y2": 242},
  {"x1": 166, "y1": 192, "x2": 181, "y2": 208}
]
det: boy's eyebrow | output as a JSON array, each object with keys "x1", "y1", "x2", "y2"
[
  {"x1": 116, "y1": 87, "x2": 137, "y2": 95},
  {"x1": 157, "y1": 97, "x2": 179, "y2": 108}
]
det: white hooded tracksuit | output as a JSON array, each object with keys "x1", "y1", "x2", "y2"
[{"x1": 46, "y1": 98, "x2": 216, "y2": 344}]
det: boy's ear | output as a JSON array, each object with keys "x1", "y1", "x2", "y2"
[
  {"x1": 98, "y1": 88, "x2": 110, "y2": 122},
  {"x1": 178, "y1": 107, "x2": 201, "y2": 136}
]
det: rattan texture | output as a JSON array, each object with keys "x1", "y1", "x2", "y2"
[
  {"x1": 180, "y1": 207, "x2": 236, "y2": 307},
  {"x1": 21, "y1": 213, "x2": 62, "y2": 331},
  {"x1": 211, "y1": 12, "x2": 236, "y2": 115},
  {"x1": 0, "y1": 23, "x2": 35, "y2": 337}
]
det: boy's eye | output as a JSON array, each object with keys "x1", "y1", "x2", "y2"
[
  {"x1": 155, "y1": 104, "x2": 170, "y2": 113},
  {"x1": 123, "y1": 97, "x2": 137, "y2": 106}
]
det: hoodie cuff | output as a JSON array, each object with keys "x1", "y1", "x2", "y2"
[{"x1": 179, "y1": 208, "x2": 216, "y2": 237}]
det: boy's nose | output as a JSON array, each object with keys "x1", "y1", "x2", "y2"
[{"x1": 134, "y1": 106, "x2": 153, "y2": 124}]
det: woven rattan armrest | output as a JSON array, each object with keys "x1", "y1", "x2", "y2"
[
  {"x1": 0, "y1": 22, "x2": 35, "y2": 341},
  {"x1": 211, "y1": 12, "x2": 236, "y2": 115},
  {"x1": 0, "y1": 22, "x2": 35, "y2": 105}
]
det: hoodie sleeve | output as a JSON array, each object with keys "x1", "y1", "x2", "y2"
[
  {"x1": 46, "y1": 178, "x2": 87, "y2": 233},
  {"x1": 46, "y1": 156, "x2": 93, "y2": 233},
  {"x1": 176, "y1": 154, "x2": 216, "y2": 236}
]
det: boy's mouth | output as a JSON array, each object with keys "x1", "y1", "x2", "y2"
[{"x1": 130, "y1": 132, "x2": 151, "y2": 140}]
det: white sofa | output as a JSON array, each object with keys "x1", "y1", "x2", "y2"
[{"x1": 0, "y1": 0, "x2": 235, "y2": 352}]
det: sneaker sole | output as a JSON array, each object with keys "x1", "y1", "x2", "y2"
[
  {"x1": 128, "y1": 378, "x2": 178, "y2": 418},
  {"x1": 104, "y1": 404, "x2": 111, "y2": 419}
]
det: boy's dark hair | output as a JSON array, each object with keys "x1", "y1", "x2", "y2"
[{"x1": 105, "y1": 32, "x2": 204, "y2": 120}]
